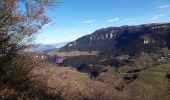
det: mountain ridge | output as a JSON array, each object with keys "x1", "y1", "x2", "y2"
[{"x1": 59, "y1": 23, "x2": 170, "y2": 55}]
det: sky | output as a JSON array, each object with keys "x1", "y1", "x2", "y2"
[{"x1": 36, "y1": 0, "x2": 170, "y2": 44}]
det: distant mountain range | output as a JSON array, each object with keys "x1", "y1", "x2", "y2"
[
  {"x1": 53, "y1": 42, "x2": 69, "y2": 48},
  {"x1": 60, "y1": 23, "x2": 170, "y2": 55},
  {"x1": 24, "y1": 42, "x2": 69, "y2": 52},
  {"x1": 26, "y1": 23, "x2": 170, "y2": 55}
]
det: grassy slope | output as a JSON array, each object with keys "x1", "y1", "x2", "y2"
[
  {"x1": 130, "y1": 64, "x2": 170, "y2": 100},
  {"x1": 31, "y1": 64, "x2": 123, "y2": 100},
  {"x1": 3, "y1": 53, "x2": 168, "y2": 99},
  {"x1": 31, "y1": 65, "x2": 94, "y2": 99},
  {"x1": 67, "y1": 54, "x2": 170, "y2": 100},
  {"x1": 97, "y1": 67, "x2": 117, "y2": 84},
  {"x1": 94, "y1": 54, "x2": 170, "y2": 100}
]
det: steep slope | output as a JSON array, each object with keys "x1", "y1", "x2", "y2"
[{"x1": 60, "y1": 23, "x2": 170, "y2": 55}]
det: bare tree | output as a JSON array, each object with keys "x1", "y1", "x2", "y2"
[
  {"x1": 0, "y1": 0, "x2": 55, "y2": 65},
  {"x1": 0, "y1": 0, "x2": 59, "y2": 99}
]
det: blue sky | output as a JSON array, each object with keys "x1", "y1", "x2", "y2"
[{"x1": 36, "y1": 0, "x2": 170, "y2": 44}]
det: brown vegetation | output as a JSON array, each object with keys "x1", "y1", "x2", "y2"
[
  {"x1": 0, "y1": 0, "x2": 54, "y2": 66},
  {"x1": 1, "y1": 54, "x2": 127, "y2": 100}
]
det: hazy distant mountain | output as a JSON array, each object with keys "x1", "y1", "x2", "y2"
[
  {"x1": 24, "y1": 44, "x2": 56, "y2": 52},
  {"x1": 53, "y1": 42, "x2": 69, "y2": 48},
  {"x1": 60, "y1": 23, "x2": 170, "y2": 55},
  {"x1": 24, "y1": 42, "x2": 69, "y2": 52}
]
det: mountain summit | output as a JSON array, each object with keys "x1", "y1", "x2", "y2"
[{"x1": 60, "y1": 23, "x2": 170, "y2": 55}]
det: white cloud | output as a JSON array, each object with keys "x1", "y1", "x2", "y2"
[
  {"x1": 119, "y1": 15, "x2": 165, "y2": 23},
  {"x1": 156, "y1": 5, "x2": 170, "y2": 9},
  {"x1": 148, "y1": 14, "x2": 165, "y2": 21},
  {"x1": 81, "y1": 20, "x2": 96, "y2": 24},
  {"x1": 121, "y1": 18, "x2": 136, "y2": 22},
  {"x1": 108, "y1": 17, "x2": 120, "y2": 22}
]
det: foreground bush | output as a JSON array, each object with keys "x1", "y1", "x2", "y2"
[{"x1": 1, "y1": 53, "x2": 132, "y2": 100}]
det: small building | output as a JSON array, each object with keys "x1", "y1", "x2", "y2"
[
  {"x1": 144, "y1": 40, "x2": 149, "y2": 44},
  {"x1": 142, "y1": 36, "x2": 155, "y2": 44}
]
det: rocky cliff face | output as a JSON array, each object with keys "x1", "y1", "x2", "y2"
[{"x1": 60, "y1": 23, "x2": 170, "y2": 55}]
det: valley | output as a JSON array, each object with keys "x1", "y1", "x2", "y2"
[
  {"x1": 1, "y1": 0, "x2": 170, "y2": 99},
  {"x1": 31, "y1": 23, "x2": 170, "y2": 99}
]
